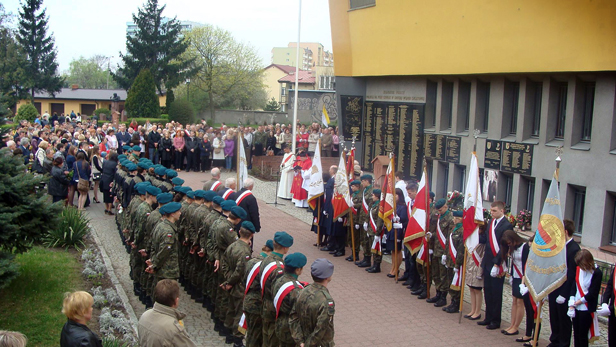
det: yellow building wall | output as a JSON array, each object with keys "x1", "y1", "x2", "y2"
[
  {"x1": 16, "y1": 95, "x2": 167, "y2": 117},
  {"x1": 264, "y1": 66, "x2": 289, "y2": 103},
  {"x1": 329, "y1": 0, "x2": 616, "y2": 77}
]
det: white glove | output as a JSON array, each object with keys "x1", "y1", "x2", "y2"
[
  {"x1": 337, "y1": 217, "x2": 343, "y2": 222},
  {"x1": 426, "y1": 232, "x2": 432, "y2": 238},
  {"x1": 568, "y1": 297, "x2": 575, "y2": 308},
  {"x1": 556, "y1": 295, "x2": 566, "y2": 304},
  {"x1": 453, "y1": 267, "x2": 459, "y2": 274},
  {"x1": 490, "y1": 266, "x2": 499, "y2": 278},
  {"x1": 597, "y1": 303, "x2": 611, "y2": 317},
  {"x1": 519, "y1": 284, "x2": 529, "y2": 296},
  {"x1": 567, "y1": 308, "x2": 576, "y2": 318},
  {"x1": 393, "y1": 222, "x2": 403, "y2": 229},
  {"x1": 393, "y1": 216, "x2": 400, "y2": 223},
  {"x1": 441, "y1": 255, "x2": 447, "y2": 265},
  {"x1": 363, "y1": 222, "x2": 368, "y2": 231},
  {"x1": 429, "y1": 249, "x2": 434, "y2": 256},
  {"x1": 323, "y1": 211, "x2": 328, "y2": 216},
  {"x1": 355, "y1": 224, "x2": 359, "y2": 230},
  {"x1": 508, "y1": 276, "x2": 513, "y2": 286}
]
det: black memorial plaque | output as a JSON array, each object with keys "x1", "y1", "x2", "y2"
[
  {"x1": 340, "y1": 96, "x2": 363, "y2": 141},
  {"x1": 433, "y1": 134, "x2": 446, "y2": 161},
  {"x1": 500, "y1": 142, "x2": 533, "y2": 175},
  {"x1": 445, "y1": 136, "x2": 461, "y2": 164},
  {"x1": 484, "y1": 140, "x2": 502, "y2": 170},
  {"x1": 424, "y1": 133, "x2": 437, "y2": 159}
]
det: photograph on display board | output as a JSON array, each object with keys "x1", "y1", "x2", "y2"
[{"x1": 482, "y1": 169, "x2": 498, "y2": 202}]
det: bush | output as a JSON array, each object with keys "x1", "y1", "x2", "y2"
[
  {"x1": 44, "y1": 207, "x2": 91, "y2": 250},
  {"x1": 94, "y1": 108, "x2": 111, "y2": 118},
  {"x1": 168, "y1": 98, "x2": 194, "y2": 124},
  {"x1": 0, "y1": 252, "x2": 19, "y2": 290},
  {"x1": 166, "y1": 89, "x2": 175, "y2": 111},
  {"x1": 125, "y1": 69, "x2": 160, "y2": 119},
  {"x1": 14, "y1": 103, "x2": 38, "y2": 123}
]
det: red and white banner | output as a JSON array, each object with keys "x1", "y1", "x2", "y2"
[
  {"x1": 346, "y1": 148, "x2": 355, "y2": 183},
  {"x1": 403, "y1": 167, "x2": 429, "y2": 254},
  {"x1": 463, "y1": 152, "x2": 484, "y2": 253},
  {"x1": 378, "y1": 156, "x2": 395, "y2": 231},
  {"x1": 211, "y1": 180, "x2": 222, "y2": 191},
  {"x1": 332, "y1": 151, "x2": 352, "y2": 219},
  {"x1": 222, "y1": 189, "x2": 234, "y2": 200},
  {"x1": 307, "y1": 139, "x2": 324, "y2": 210}
]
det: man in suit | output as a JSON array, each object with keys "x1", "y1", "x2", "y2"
[
  {"x1": 185, "y1": 131, "x2": 198, "y2": 172},
  {"x1": 116, "y1": 124, "x2": 131, "y2": 154},
  {"x1": 203, "y1": 168, "x2": 225, "y2": 193},
  {"x1": 478, "y1": 200, "x2": 513, "y2": 330},
  {"x1": 547, "y1": 219, "x2": 580, "y2": 347},
  {"x1": 230, "y1": 178, "x2": 261, "y2": 233}
]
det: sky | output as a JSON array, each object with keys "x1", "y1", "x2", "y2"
[{"x1": 2, "y1": 0, "x2": 333, "y2": 73}]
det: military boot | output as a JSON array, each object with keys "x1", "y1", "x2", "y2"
[
  {"x1": 346, "y1": 252, "x2": 359, "y2": 262},
  {"x1": 426, "y1": 290, "x2": 441, "y2": 303},
  {"x1": 233, "y1": 337, "x2": 245, "y2": 347},
  {"x1": 411, "y1": 285, "x2": 424, "y2": 296},
  {"x1": 367, "y1": 262, "x2": 381, "y2": 273},
  {"x1": 225, "y1": 334, "x2": 234, "y2": 344},
  {"x1": 434, "y1": 293, "x2": 447, "y2": 307},
  {"x1": 417, "y1": 286, "x2": 428, "y2": 300},
  {"x1": 133, "y1": 282, "x2": 141, "y2": 296},
  {"x1": 356, "y1": 256, "x2": 371, "y2": 268},
  {"x1": 445, "y1": 299, "x2": 460, "y2": 313}
]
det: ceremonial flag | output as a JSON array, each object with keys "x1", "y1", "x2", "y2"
[
  {"x1": 462, "y1": 152, "x2": 484, "y2": 253},
  {"x1": 378, "y1": 155, "x2": 395, "y2": 231},
  {"x1": 321, "y1": 104, "x2": 330, "y2": 126},
  {"x1": 332, "y1": 151, "x2": 352, "y2": 219},
  {"x1": 524, "y1": 169, "x2": 567, "y2": 302},
  {"x1": 306, "y1": 139, "x2": 324, "y2": 210},
  {"x1": 403, "y1": 167, "x2": 428, "y2": 254},
  {"x1": 237, "y1": 133, "x2": 249, "y2": 189},
  {"x1": 346, "y1": 148, "x2": 355, "y2": 183}
]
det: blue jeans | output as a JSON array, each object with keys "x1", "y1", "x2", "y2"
[
  {"x1": 148, "y1": 148, "x2": 159, "y2": 164},
  {"x1": 225, "y1": 156, "x2": 233, "y2": 170}
]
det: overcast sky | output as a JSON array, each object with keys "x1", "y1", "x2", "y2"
[{"x1": 2, "y1": 0, "x2": 333, "y2": 73}]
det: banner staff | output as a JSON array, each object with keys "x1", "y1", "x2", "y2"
[{"x1": 424, "y1": 158, "x2": 431, "y2": 300}]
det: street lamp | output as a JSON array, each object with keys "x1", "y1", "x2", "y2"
[{"x1": 186, "y1": 78, "x2": 191, "y2": 101}]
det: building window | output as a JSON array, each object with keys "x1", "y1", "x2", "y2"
[
  {"x1": 425, "y1": 80, "x2": 437, "y2": 129},
  {"x1": 555, "y1": 82, "x2": 568, "y2": 139},
  {"x1": 441, "y1": 80, "x2": 453, "y2": 131},
  {"x1": 529, "y1": 81, "x2": 542, "y2": 137},
  {"x1": 457, "y1": 81, "x2": 471, "y2": 132},
  {"x1": 476, "y1": 81, "x2": 490, "y2": 133},
  {"x1": 504, "y1": 80, "x2": 520, "y2": 136},
  {"x1": 454, "y1": 165, "x2": 466, "y2": 192},
  {"x1": 581, "y1": 82, "x2": 595, "y2": 142},
  {"x1": 349, "y1": 0, "x2": 375, "y2": 10},
  {"x1": 518, "y1": 176, "x2": 535, "y2": 212},
  {"x1": 281, "y1": 86, "x2": 286, "y2": 96},
  {"x1": 567, "y1": 184, "x2": 586, "y2": 235},
  {"x1": 440, "y1": 162, "x2": 449, "y2": 195},
  {"x1": 503, "y1": 174, "x2": 513, "y2": 207}
]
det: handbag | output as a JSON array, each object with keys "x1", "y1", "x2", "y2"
[
  {"x1": 92, "y1": 172, "x2": 102, "y2": 180},
  {"x1": 75, "y1": 162, "x2": 89, "y2": 192}
]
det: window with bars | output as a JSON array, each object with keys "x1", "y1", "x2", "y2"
[
  {"x1": 504, "y1": 174, "x2": 513, "y2": 207},
  {"x1": 555, "y1": 82, "x2": 568, "y2": 139},
  {"x1": 567, "y1": 184, "x2": 586, "y2": 235},
  {"x1": 458, "y1": 81, "x2": 471, "y2": 132}
]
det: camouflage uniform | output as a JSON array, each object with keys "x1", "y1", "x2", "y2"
[
  {"x1": 358, "y1": 185, "x2": 373, "y2": 258},
  {"x1": 347, "y1": 190, "x2": 362, "y2": 258},
  {"x1": 131, "y1": 201, "x2": 153, "y2": 289},
  {"x1": 243, "y1": 253, "x2": 266, "y2": 347},
  {"x1": 221, "y1": 239, "x2": 252, "y2": 336},
  {"x1": 143, "y1": 208, "x2": 163, "y2": 297},
  {"x1": 446, "y1": 222, "x2": 465, "y2": 304},
  {"x1": 151, "y1": 219, "x2": 180, "y2": 297},
  {"x1": 160, "y1": 179, "x2": 173, "y2": 193},
  {"x1": 179, "y1": 202, "x2": 199, "y2": 283},
  {"x1": 126, "y1": 197, "x2": 144, "y2": 279},
  {"x1": 211, "y1": 217, "x2": 238, "y2": 321},
  {"x1": 430, "y1": 209, "x2": 454, "y2": 293},
  {"x1": 369, "y1": 200, "x2": 384, "y2": 263},
  {"x1": 260, "y1": 252, "x2": 285, "y2": 347},
  {"x1": 272, "y1": 273, "x2": 304, "y2": 347},
  {"x1": 289, "y1": 283, "x2": 335, "y2": 347},
  {"x1": 203, "y1": 209, "x2": 225, "y2": 299},
  {"x1": 191, "y1": 204, "x2": 211, "y2": 295}
]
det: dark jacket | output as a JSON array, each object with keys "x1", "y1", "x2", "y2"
[
  {"x1": 550, "y1": 239, "x2": 581, "y2": 299},
  {"x1": 60, "y1": 319, "x2": 102, "y2": 347},
  {"x1": 148, "y1": 131, "x2": 161, "y2": 150},
  {"x1": 72, "y1": 160, "x2": 91, "y2": 184},
  {"x1": 570, "y1": 267, "x2": 602, "y2": 313},
  {"x1": 198, "y1": 139, "x2": 211, "y2": 158},
  {"x1": 185, "y1": 137, "x2": 199, "y2": 151},
  {"x1": 101, "y1": 160, "x2": 117, "y2": 192},
  {"x1": 230, "y1": 188, "x2": 261, "y2": 232},
  {"x1": 603, "y1": 267, "x2": 616, "y2": 317},
  {"x1": 48, "y1": 166, "x2": 70, "y2": 197},
  {"x1": 480, "y1": 217, "x2": 513, "y2": 271}
]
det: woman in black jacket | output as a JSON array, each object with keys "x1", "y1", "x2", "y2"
[
  {"x1": 198, "y1": 134, "x2": 212, "y2": 172},
  {"x1": 60, "y1": 291, "x2": 102, "y2": 347},
  {"x1": 569, "y1": 249, "x2": 603, "y2": 347},
  {"x1": 266, "y1": 130, "x2": 277, "y2": 155},
  {"x1": 48, "y1": 157, "x2": 70, "y2": 203},
  {"x1": 101, "y1": 152, "x2": 118, "y2": 215},
  {"x1": 599, "y1": 265, "x2": 616, "y2": 346},
  {"x1": 160, "y1": 131, "x2": 173, "y2": 168}
]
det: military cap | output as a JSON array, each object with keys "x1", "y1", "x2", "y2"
[
  {"x1": 350, "y1": 180, "x2": 361, "y2": 186},
  {"x1": 241, "y1": 221, "x2": 256, "y2": 233},
  {"x1": 230, "y1": 206, "x2": 247, "y2": 219},
  {"x1": 373, "y1": 189, "x2": 381, "y2": 196},
  {"x1": 213, "y1": 196, "x2": 225, "y2": 206},
  {"x1": 284, "y1": 252, "x2": 307, "y2": 269},
  {"x1": 311, "y1": 258, "x2": 334, "y2": 279},
  {"x1": 452, "y1": 210, "x2": 463, "y2": 218},
  {"x1": 139, "y1": 158, "x2": 148, "y2": 162},
  {"x1": 132, "y1": 145, "x2": 141, "y2": 151},
  {"x1": 429, "y1": 191, "x2": 435, "y2": 199},
  {"x1": 203, "y1": 190, "x2": 217, "y2": 202},
  {"x1": 160, "y1": 201, "x2": 182, "y2": 215},
  {"x1": 146, "y1": 186, "x2": 162, "y2": 197},
  {"x1": 126, "y1": 163, "x2": 138, "y2": 171},
  {"x1": 181, "y1": 186, "x2": 193, "y2": 193},
  {"x1": 156, "y1": 193, "x2": 173, "y2": 204},
  {"x1": 220, "y1": 200, "x2": 236, "y2": 211},
  {"x1": 173, "y1": 186, "x2": 186, "y2": 194},
  {"x1": 360, "y1": 174, "x2": 373, "y2": 182},
  {"x1": 118, "y1": 154, "x2": 127, "y2": 160},
  {"x1": 192, "y1": 190, "x2": 205, "y2": 199},
  {"x1": 166, "y1": 169, "x2": 178, "y2": 178},
  {"x1": 155, "y1": 167, "x2": 167, "y2": 176},
  {"x1": 265, "y1": 239, "x2": 274, "y2": 251},
  {"x1": 171, "y1": 177, "x2": 184, "y2": 186},
  {"x1": 141, "y1": 181, "x2": 152, "y2": 186},
  {"x1": 136, "y1": 184, "x2": 148, "y2": 195},
  {"x1": 186, "y1": 190, "x2": 195, "y2": 199},
  {"x1": 435, "y1": 198, "x2": 446, "y2": 209},
  {"x1": 138, "y1": 162, "x2": 151, "y2": 170},
  {"x1": 122, "y1": 145, "x2": 131, "y2": 151},
  {"x1": 274, "y1": 231, "x2": 294, "y2": 248}
]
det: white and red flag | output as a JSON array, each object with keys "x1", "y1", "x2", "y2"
[
  {"x1": 332, "y1": 151, "x2": 352, "y2": 219},
  {"x1": 378, "y1": 155, "x2": 395, "y2": 231},
  {"x1": 463, "y1": 152, "x2": 484, "y2": 253},
  {"x1": 403, "y1": 167, "x2": 429, "y2": 254}
]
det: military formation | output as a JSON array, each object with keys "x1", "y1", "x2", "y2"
[{"x1": 110, "y1": 155, "x2": 336, "y2": 347}]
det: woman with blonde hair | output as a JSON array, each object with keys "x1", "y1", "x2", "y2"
[
  {"x1": 60, "y1": 291, "x2": 102, "y2": 347},
  {"x1": 0, "y1": 331, "x2": 27, "y2": 347}
]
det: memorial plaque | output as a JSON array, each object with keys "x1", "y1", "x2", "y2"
[
  {"x1": 445, "y1": 136, "x2": 461, "y2": 163},
  {"x1": 484, "y1": 140, "x2": 502, "y2": 170},
  {"x1": 424, "y1": 134, "x2": 436, "y2": 159},
  {"x1": 434, "y1": 134, "x2": 446, "y2": 161},
  {"x1": 501, "y1": 142, "x2": 533, "y2": 175},
  {"x1": 363, "y1": 102, "x2": 375, "y2": 170},
  {"x1": 402, "y1": 106, "x2": 424, "y2": 180},
  {"x1": 340, "y1": 96, "x2": 363, "y2": 141}
]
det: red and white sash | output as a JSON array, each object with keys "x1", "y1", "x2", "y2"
[
  {"x1": 448, "y1": 233, "x2": 461, "y2": 290},
  {"x1": 370, "y1": 208, "x2": 382, "y2": 254},
  {"x1": 281, "y1": 154, "x2": 293, "y2": 167},
  {"x1": 471, "y1": 249, "x2": 481, "y2": 267},
  {"x1": 211, "y1": 180, "x2": 222, "y2": 191},
  {"x1": 261, "y1": 261, "x2": 284, "y2": 296},
  {"x1": 369, "y1": 208, "x2": 378, "y2": 234},
  {"x1": 274, "y1": 281, "x2": 304, "y2": 318},
  {"x1": 245, "y1": 261, "x2": 262, "y2": 295},
  {"x1": 489, "y1": 219, "x2": 500, "y2": 257},
  {"x1": 362, "y1": 193, "x2": 369, "y2": 214},
  {"x1": 448, "y1": 232, "x2": 457, "y2": 264},
  {"x1": 575, "y1": 267, "x2": 600, "y2": 342},
  {"x1": 222, "y1": 189, "x2": 234, "y2": 200},
  {"x1": 512, "y1": 263, "x2": 523, "y2": 279},
  {"x1": 238, "y1": 313, "x2": 247, "y2": 333},
  {"x1": 436, "y1": 217, "x2": 446, "y2": 250},
  {"x1": 235, "y1": 190, "x2": 253, "y2": 205}
]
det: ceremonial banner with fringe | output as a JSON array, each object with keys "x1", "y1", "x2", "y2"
[
  {"x1": 463, "y1": 152, "x2": 484, "y2": 253},
  {"x1": 332, "y1": 151, "x2": 352, "y2": 219},
  {"x1": 307, "y1": 140, "x2": 324, "y2": 210},
  {"x1": 403, "y1": 167, "x2": 428, "y2": 254}
]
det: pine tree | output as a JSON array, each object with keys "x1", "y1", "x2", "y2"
[
  {"x1": 16, "y1": 0, "x2": 63, "y2": 98},
  {"x1": 165, "y1": 89, "x2": 175, "y2": 112},
  {"x1": 125, "y1": 69, "x2": 160, "y2": 118},
  {"x1": 114, "y1": 0, "x2": 196, "y2": 95},
  {"x1": 264, "y1": 97, "x2": 280, "y2": 111}
]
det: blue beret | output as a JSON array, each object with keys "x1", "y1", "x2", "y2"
[
  {"x1": 311, "y1": 258, "x2": 334, "y2": 279},
  {"x1": 186, "y1": 190, "x2": 195, "y2": 199},
  {"x1": 212, "y1": 196, "x2": 225, "y2": 206},
  {"x1": 181, "y1": 186, "x2": 192, "y2": 193},
  {"x1": 220, "y1": 200, "x2": 236, "y2": 211},
  {"x1": 141, "y1": 181, "x2": 152, "y2": 186},
  {"x1": 155, "y1": 167, "x2": 167, "y2": 176},
  {"x1": 166, "y1": 169, "x2": 178, "y2": 178},
  {"x1": 194, "y1": 190, "x2": 207, "y2": 199},
  {"x1": 139, "y1": 158, "x2": 148, "y2": 162},
  {"x1": 120, "y1": 160, "x2": 129, "y2": 166},
  {"x1": 173, "y1": 186, "x2": 186, "y2": 195},
  {"x1": 274, "y1": 231, "x2": 294, "y2": 248},
  {"x1": 126, "y1": 163, "x2": 137, "y2": 171},
  {"x1": 373, "y1": 189, "x2": 381, "y2": 196},
  {"x1": 138, "y1": 162, "x2": 151, "y2": 170},
  {"x1": 156, "y1": 193, "x2": 173, "y2": 204},
  {"x1": 171, "y1": 177, "x2": 184, "y2": 186},
  {"x1": 136, "y1": 184, "x2": 148, "y2": 195},
  {"x1": 118, "y1": 154, "x2": 127, "y2": 160},
  {"x1": 429, "y1": 191, "x2": 435, "y2": 199},
  {"x1": 132, "y1": 145, "x2": 141, "y2": 151},
  {"x1": 203, "y1": 190, "x2": 217, "y2": 202},
  {"x1": 435, "y1": 198, "x2": 446, "y2": 209},
  {"x1": 241, "y1": 221, "x2": 256, "y2": 233},
  {"x1": 160, "y1": 201, "x2": 182, "y2": 215},
  {"x1": 146, "y1": 186, "x2": 162, "y2": 196},
  {"x1": 453, "y1": 210, "x2": 463, "y2": 218},
  {"x1": 265, "y1": 239, "x2": 274, "y2": 251},
  {"x1": 122, "y1": 145, "x2": 131, "y2": 151},
  {"x1": 231, "y1": 206, "x2": 247, "y2": 219},
  {"x1": 284, "y1": 252, "x2": 307, "y2": 268},
  {"x1": 360, "y1": 174, "x2": 373, "y2": 181},
  {"x1": 350, "y1": 180, "x2": 361, "y2": 186}
]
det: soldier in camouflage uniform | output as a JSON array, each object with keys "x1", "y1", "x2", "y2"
[
  {"x1": 178, "y1": 189, "x2": 199, "y2": 297},
  {"x1": 242, "y1": 240, "x2": 273, "y2": 347},
  {"x1": 366, "y1": 189, "x2": 384, "y2": 274},
  {"x1": 192, "y1": 190, "x2": 215, "y2": 306},
  {"x1": 443, "y1": 210, "x2": 464, "y2": 313},
  {"x1": 186, "y1": 190, "x2": 205, "y2": 302},
  {"x1": 261, "y1": 231, "x2": 294, "y2": 347},
  {"x1": 132, "y1": 185, "x2": 161, "y2": 302},
  {"x1": 171, "y1": 185, "x2": 190, "y2": 285},
  {"x1": 126, "y1": 183, "x2": 150, "y2": 297},
  {"x1": 221, "y1": 221, "x2": 255, "y2": 346},
  {"x1": 346, "y1": 180, "x2": 362, "y2": 262},
  {"x1": 290, "y1": 258, "x2": 335, "y2": 347},
  {"x1": 160, "y1": 169, "x2": 175, "y2": 193},
  {"x1": 272, "y1": 252, "x2": 307, "y2": 347},
  {"x1": 356, "y1": 175, "x2": 373, "y2": 268},
  {"x1": 202, "y1": 195, "x2": 226, "y2": 311},
  {"x1": 412, "y1": 192, "x2": 436, "y2": 300},
  {"x1": 427, "y1": 198, "x2": 454, "y2": 308}
]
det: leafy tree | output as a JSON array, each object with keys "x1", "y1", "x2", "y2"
[
  {"x1": 114, "y1": 0, "x2": 196, "y2": 95},
  {"x1": 181, "y1": 25, "x2": 265, "y2": 123},
  {"x1": 125, "y1": 69, "x2": 160, "y2": 118},
  {"x1": 264, "y1": 97, "x2": 280, "y2": 112},
  {"x1": 14, "y1": 103, "x2": 38, "y2": 122},
  {"x1": 16, "y1": 0, "x2": 63, "y2": 98},
  {"x1": 0, "y1": 4, "x2": 28, "y2": 109},
  {"x1": 168, "y1": 98, "x2": 194, "y2": 124},
  {"x1": 165, "y1": 88, "x2": 174, "y2": 110},
  {"x1": 62, "y1": 55, "x2": 118, "y2": 89}
]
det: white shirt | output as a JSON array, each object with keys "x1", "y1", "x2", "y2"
[{"x1": 572, "y1": 268, "x2": 593, "y2": 311}]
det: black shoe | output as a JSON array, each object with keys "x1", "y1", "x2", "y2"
[
  {"x1": 195, "y1": 295, "x2": 204, "y2": 303},
  {"x1": 417, "y1": 289, "x2": 427, "y2": 299},
  {"x1": 445, "y1": 302, "x2": 460, "y2": 313},
  {"x1": 328, "y1": 250, "x2": 337, "y2": 255},
  {"x1": 225, "y1": 335, "x2": 234, "y2": 344},
  {"x1": 426, "y1": 291, "x2": 440, "y2": 303},
  {"x1": 367, "y1": 263, "x2": 381, "y2": 273},
  {"x1": 214, "y1": 321, "x2": 221, "y2": 332},
  {"x1": 357, "y1": 257, "x2": 371, "y2": 268},
  {"x1": 333, "y1": 251, "x2": 345, "y2": 257},
  {"x1": 402, "y1": 279, "x2": 412, "y2": 286},
  {"x1": 398, "y1": 274, "x2": 409, "y2": 282},
  {"x1": 486, "y1": 323, "x2": 500, "y2": 330},
  {"x1": 345, "y1": 255, "x2": 353, "y2": 261},
  {"x1": 409, "y1": 284, "x2": 421, "y2": 292},
  {"x1": 411, "y1": 287, "x2": 423, "y2": 295},
  {"x1": 320, "y1": 246, "x2": 333, "y2": 252},
  {"x1": 477, "y1": 320, "x2": 490, "y2": 326},
  {"x1": 434, "y1": 296, "x2": 447, "y2": 308},
  {"x1": 387, "y1": 274, "x2": 396, "y2": 278},
  {"x1": 468, "y1": 314, "x2": 481, "y2": 321},
  {"x1": 233, "y1": 337, "x2": 244, "y2": 347}
]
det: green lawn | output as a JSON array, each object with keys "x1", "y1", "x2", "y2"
[{"x1": 0, "y1": 247, "x2": 85, "y2": 347}]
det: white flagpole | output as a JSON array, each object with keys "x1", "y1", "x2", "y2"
[{"x1": 291, "y1": 0, "x2": 302, "y2": 155}]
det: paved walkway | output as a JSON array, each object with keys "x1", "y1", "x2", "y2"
[{"x1": 86, "y1": 170, "x2": 609, "y2": 346}]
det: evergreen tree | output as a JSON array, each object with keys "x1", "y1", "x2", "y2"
[
  {"x1": 264, "y1": 97, "x2": 280, "y2": 111},
  {"x1": 165, "y1": 89, "x2": 174, "y2": 112},
  {"x1": 0, "y1": 4, "x2": 28, "y2": 109},
  {"x1": 114, "y1": 0, "x2": 196, "y2": 95},
  {"x1": 16, "y1": 0, "x2": 63, "y2": 98},
  {"x1": 168, "y1": 98, "x2": 194, "y2": 124},
  {"x1": 125, "y1": 69, "x2": 160, "y2": 118}
]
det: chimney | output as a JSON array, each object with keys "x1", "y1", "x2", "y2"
[{"x1": 71, "y1": 84, "x2": 79, "y2": 90}]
